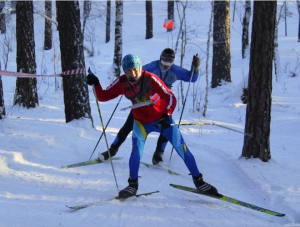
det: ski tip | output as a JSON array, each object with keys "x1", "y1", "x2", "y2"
[{"x1": 276, "y1": 213, "x2": 286, "y2": 217}]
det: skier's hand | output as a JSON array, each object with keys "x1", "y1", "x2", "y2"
[
  {"x1": 192, "y1": 55, "x2": 200, "y2": 73},
  {"x1": 86, "y1": 69, "x2": 99, "y2": 86},
  {"x1": 158, "y1": 113, "x2": 171, "y2": 130}
]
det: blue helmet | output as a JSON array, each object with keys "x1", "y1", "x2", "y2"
[{"x1": 122, "y1": 54, "x2": 142, "y2": 72}]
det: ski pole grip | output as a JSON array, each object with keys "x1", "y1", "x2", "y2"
[{"x1": 191, "y1": 54, "x2": 199, "y2": 71}]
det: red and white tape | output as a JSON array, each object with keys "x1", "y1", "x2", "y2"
[
  {"x1": 0, "y1": 68, "x2": 86, "y2": 78},
  {"x1": 61, "y1": 68, "x2": 86, "y2": 75}
]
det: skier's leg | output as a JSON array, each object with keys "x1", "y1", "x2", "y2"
[
  {"x1": 152, "y1": 134, "x2": 169, "y2": 164},
  {"x1": 129, "y1": 120, "x2": 149, "y2": 180},
  {"x1": 118, "y1": 120, "x2": 149, "y2": 199},
  {"x1": 161, "y1": 125, "x2": 200, "y2": 176},
  {"x1": 113, "y1": 110, "x2": 134, "y2": 148},
  {"x1": 99, "y1": 111, "x2": 134, "y2": 160},
  {"x1": 161, "y1": 121, "x2": 219, "y2": 196}
]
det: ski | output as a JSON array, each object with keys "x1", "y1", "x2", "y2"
[
  {"x1": 120, "y1": 100, "x2": 153, "y2": 111},
  {"x1": 114, "y1": 190, "x2": 159, "y2": 201},
  {"x1": 66, "y1": 190, "x2": 159, "y2": 210},
  {"x1": 61, "y1": 157, "x2": 122, "y2": 169},
  {"x1": 140, "y1": 161, "x2": 181, "y2": 176},
  {"x1": 170, "y1": 184, "x2": 285, "y2": 217}
]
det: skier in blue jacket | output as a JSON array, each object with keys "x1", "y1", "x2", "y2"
[{"x1": 99, "y1": 48, "x2": 200, "y2": 165}]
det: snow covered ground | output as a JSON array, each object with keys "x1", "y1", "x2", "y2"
[{"x1": 0, "y1": 1, "x2": 299, "y2": 226}]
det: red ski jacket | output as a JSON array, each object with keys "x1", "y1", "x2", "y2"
[{"x1": 93, "y1": 70, "x2": 176, "y2": 123}]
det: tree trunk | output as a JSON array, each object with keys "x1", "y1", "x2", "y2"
[
  {"x1": 242, "y1": 1, "x2": 277, "y2": 162},
  {"x1": 211, "y1": 0, "x2": 231, "y2": 88},
  {"x1": 284, "y1": 0, "x2": 287, "y2": 36},
  {"x1": 14, "y1": 1, "x2": 38, "y2": 108},
  {"x1": 242, "y1": 0, "x2": 251, "y2": 59},
  {"x1": 44, "y1": 1, "x2": 52, "y2": 50},
  {"x1": 10, "y1": 1, "x2": 16, "y2": 14},
  {"x1": 174, "y1": 0, "x2": 187, "y2": 54},
  {"x1": 0, "y1": 1, "x2": 6, "y2": 34},
  {"x1": 56, "y1": 1, "x2": 92, "y2": 123},
  {"x1": 297, "y1": 0, "x2": 300, "y2": 42},
  {"x1": 232, "y1": 0, "x2": 236, "y2": 22},
  {"x1": 105, "y1": 0, "x2": 111, "y2": 43},
  {"x1": 145, "y1": 0, "x2": 153, "y2": 39},
  {"x1": 0, "y1": 62, "x2": 5, "y2": 119},
  {"x1": 167, "y1": 0, "x2": 174, "y2": 32},
  {"x1": 273, "y1": 7, "x2": 284, "y2": 83},
  {"x1": 113, "y1": 1, "x2": 123, "y2": 77},
  {"x1": 203, "y1": 1, "x2": 214, "y2": 117},
  {"x1": 82, "y1": 0, "x2": 91, "y2": 40}
]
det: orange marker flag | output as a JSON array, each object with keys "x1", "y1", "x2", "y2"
[{"x1": 163, "y1": 19, "x2": 174, "y2": 29}]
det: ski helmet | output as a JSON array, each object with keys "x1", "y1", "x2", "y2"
[
  {"x1": 122, "y1": 54, "x2": 142, "y2": 72},
  {"x1": 160, "y1": 48, "x2": 175, "y2": 60}
]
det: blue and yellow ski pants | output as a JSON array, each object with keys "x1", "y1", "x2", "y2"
[{"x1": 129, "y1": 116, "x2": 200, "y2": 180}]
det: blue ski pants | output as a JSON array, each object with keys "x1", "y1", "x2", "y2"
[{"x1": 129, "y1": 116, "x2": 200, "y2": 180}]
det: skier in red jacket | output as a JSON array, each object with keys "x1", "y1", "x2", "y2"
[
  {"x1": 87, "y1": 54, "x2": 218, "y2": 199},
  {"x1": 99, "y1": 48, "x2": 200, "y2": 165}
]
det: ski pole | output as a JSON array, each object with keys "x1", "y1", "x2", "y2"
[
  {"x1": 170, "y1": 122, "x2": 210, "y2": 126},
  {"x1": 88, "y1": 68, "x2": 119, "y2": 191},
  {"x1": 89, "y1": 95, "x2": 123, "y2": 160},
  {"x1": 170, "y1": 122, "x2": 253, "y2": 137},
  {"x1": 209, "y1": 122, "x2": 252, "y2": 137},
  {"x1": 168, "y1": 55, "x2": 197, "y2": 163},
  {"x1": 155, "y1": 122, "x2": 209, "y2": 128}
]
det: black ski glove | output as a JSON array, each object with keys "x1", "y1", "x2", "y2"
[
  {"x1": 158, "y1": 113, "x2": 171, "y2": 131},
  {"x1": 192, "y1": 54, "x2": 200, "y2": 73},
  {"x1": 87, "y1": 71, "x2": 99, "y2": 86}
]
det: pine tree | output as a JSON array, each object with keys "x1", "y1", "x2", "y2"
[
  {"x1": 56, "y1": 1, "x2": 92, "y2": 123},
  {"x1": 242, "y1": 1, "x2": 277, "y2": 162},
  {"x1": 211, "y1": 0, "x2": 231, "y2": 88},
  {"x1": 145, "y1": 0, "x2": 153, "y2": 39},
  {"x1": 44, "y1": 1, "x2": 52, "y2": 50},
  {"x1": 106, "y1": 0, "x2": 111, "y2": 43},
  {"x1": 14, "y1": 1, "x2": 38, "y2": 108}
]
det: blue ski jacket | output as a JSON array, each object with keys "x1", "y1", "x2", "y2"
[{"x1": 142, "y1": 60, "x2": 199, "y2": 89}]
